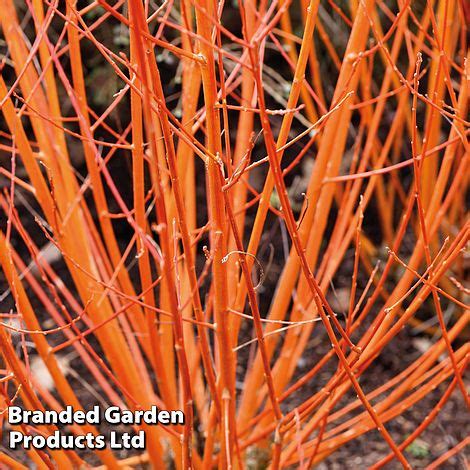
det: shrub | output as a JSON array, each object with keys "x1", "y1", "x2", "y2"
[{"x1": 0, "y1": 0, "x2": 468, "y2": 467}]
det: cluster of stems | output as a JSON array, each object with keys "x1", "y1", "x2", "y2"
[{"x1": 0, "y1": 0, "x2": 468, "y2": 467}]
